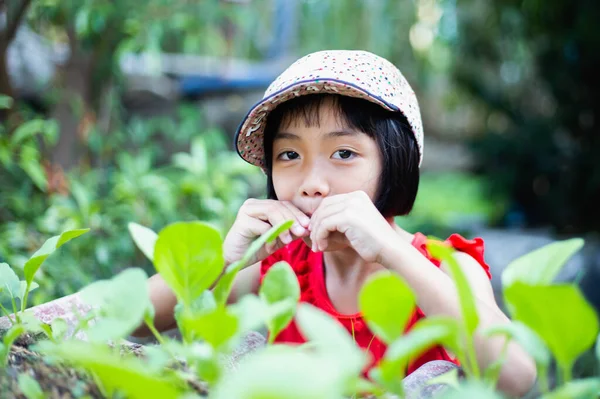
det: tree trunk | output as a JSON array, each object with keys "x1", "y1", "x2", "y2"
[
  {"x1": 49, "y1": 49, "x2": 95, "y2": 171},
  {"x1": 49, "y1": 15, "x2": 125, "y2": 171}
]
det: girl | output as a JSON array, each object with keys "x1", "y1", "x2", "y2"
[{"x1": 138, "y1": 50, "x2": 536, "y2": 397}]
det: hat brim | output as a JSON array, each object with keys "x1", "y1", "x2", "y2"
[{"x1": 234, "y1": 78, "x2": 400, "y2": 168}]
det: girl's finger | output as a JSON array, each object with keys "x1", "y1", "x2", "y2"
[
  {"x1": 309, "y1": 201, "x2": 346, "y2": 237},
  {"x1": 251, "y1": 204, "x2": 293, "y2": 244},
  {"x1": 264, "y1": 239, "x2": 279, "y2": 255},
  {"x1": 312, "y1": 212, "x2": 348, "y2": 252},
  {"x1": 238, "y1": 215, "x2": 274, "y2": 240},
  {"x1": 269, "y1": 209, "x2": 295, "y2": 244},
  {"x1": 280, "y1": 201, "x2": 310, "y2": 235},
  {"x1": 241, "y1": 199, "x2": 282, "y2": 220},
  {"x1": 264, "y1": 202, "x2": 309, "y2": 243},
  {"x1": 242, "y1": 199, "x2": 302, "y2": 244}
]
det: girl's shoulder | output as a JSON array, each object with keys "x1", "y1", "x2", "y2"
[{"x1": 412, "y1": 232, "x2": 492, "y2": 279}]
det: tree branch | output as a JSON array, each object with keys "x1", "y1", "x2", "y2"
[{"x1": 4, "y1": 0, "x2": 31, "y2": 44}]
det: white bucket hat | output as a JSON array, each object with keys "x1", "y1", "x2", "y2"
[{"x1": 235, "y1": 50, "x2": 424, "y2": 168}]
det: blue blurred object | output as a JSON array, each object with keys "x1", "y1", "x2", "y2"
[
  {"x1": 180, "y1": 0, "x2": 297, "y2": 97},
  {"x1": 180, "y1": 75, "x2": 276, "y2": 95}
]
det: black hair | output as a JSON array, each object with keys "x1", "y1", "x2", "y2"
[{"x1": 263, "y1": 94, "x2": 420, "y2": 217}]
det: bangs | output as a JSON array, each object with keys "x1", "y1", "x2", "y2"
[{"x1": 275, "y1": 95, "x2": 355, "y2": 133}]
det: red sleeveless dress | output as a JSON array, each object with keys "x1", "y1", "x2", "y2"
[{"x1": 259, "y1": 232, "x2": 492, "y2": 375}]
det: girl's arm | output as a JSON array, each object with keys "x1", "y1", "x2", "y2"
[
  {"x1": 130, "y1": 262, "x2": 262, "y2": 337},
  {"x1": 379, "y1": 241, "x2": 537, "y2": 398}
]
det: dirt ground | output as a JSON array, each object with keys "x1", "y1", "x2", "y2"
[
  {"x1": 0, "y1": 332, "x2": 103, "y2": 398},
  {"x1": 0, "y1": 332, "x2": 208, "y2": 399}
]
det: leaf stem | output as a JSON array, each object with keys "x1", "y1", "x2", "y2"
[
  {"x1": 21, "y1": 282, "x2": 30, "y2": 313},
  {"x1": 538, "y1": 365, "x2": 549, "y2": 394},
  {"x1": 0, "y1": 304, "x2": 13, "y2": 323},
  {"x1": 560, "y1": 363, "x2": 572, "y2": 385},
  {"x1": 466, "y1": 336, "x2": 481, "y2": 379},
  {"x1": 267, "y1": 327, "x2": 276, "y2": 345},
  {"x1": 145, "y1": 318, "x2": 166, "y2": 346},
  {"x1": 10, "y1": 296, "x2": 20, "y2": 324}
]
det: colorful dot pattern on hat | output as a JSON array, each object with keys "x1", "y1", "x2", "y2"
[{"x1": 235, "y1": 50, "x2": 424, "y2": 168}]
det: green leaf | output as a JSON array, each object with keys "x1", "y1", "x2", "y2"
[
  {"x1": 540, "y1": 378, "x2": 600, "y2": 399},
  {"x1": 42, "y1": 119, "x2": 59, "y2": 146},
  {"x1": 212, "y1": 260, "x2": 243, "y2": 306},
  {"x1": 425, "y1": 368, "x2": 461, "y2": 389},
  {"x1": 19, "y1": 313, "x2": 47, "y2": 335},
  {"x1": 427, "y1": 239, "x2": 481, "y2": 377},
  {"x1": 229, "y1": 294, "x2": 268, "y2": 332},
  {"x1": 80, "y1": 268, "x2": 151, "y2": 342},
  {"x1": 74, "y1": 8, "x2": 90, "y2": 36},
  {"x1": 0, "y1": 142, "x2": 12, "y2": 167},
  {"x1": 192, "y1": 347, "x2": 222, "y2": 385},
  {"x1": 259, "y1": 261, "x2": 300, "y2": 343},
  {"x1": 51, "y1": 318, "x2": 68, "y2": 341},
  {"x1": 211, "y1": 346, "x2": 347, "y2": 399},
  {"x1": 435, "y1": 381, "x2": 504, "y2": 399},
  {"x1": 427, "y1": 240, "x2": 479, "y2": 335},
  {"x1": 296, "y1": 303, "x2": 365, "y2": 376},
  {"x1": 1, "y1": 324, "x2": 25, "y2": 364},
  {"x1": 181, "y1": 307, "x2": 239, "y2": 350},
  {"x1": 412, "y1": 316, "x2": 464, "y2": 358},
  {"x1": 0, "y1": 95, "x2": 13, "y2": 109},
  {"x1": 372, "y1": 319, "x2": 456, "y2": 395},
  {"x1": 244, "y1": 220, "x2": 294, "y2": 264},
  {"x1": 0, "y1": 263, "x2": 21, "y2": 301},
  {"x1": 10, "y1": 120, "x2": 47, "y2": 147},
  {"x1": 345, "y1": 376, "x2": 385, "y2": 397},
  {"x1": 359, "y1": 270, "x2": 415, "y2": 344},
  {"x1": 259, "y1": 262, "x2": 299, "y2": 304},
  {"x1": 70, "y1": 180, "x2": 91, "y2": 219},
  {"x1": 140, "y1": 345, "x2": 171, "y2": 374},
  {"x1": 19, "y1": 281, "x2": 39, "y2": 302},
  {"x1": 213, "y1": 221, "x2": 294, "y2": 306},
  {"x1": 229, "y1": 294, "x2": 294, "y2": 335},
  {"x1": 19, "y1": 154, "x2": 47, "y2": 192},
  {"x1": 128, "y1": 222, "x2": 158, "y2": 262},
  {"x1": 3, "y1": 324, "x2": 25, "y2": 347},
  {"x1": 502, "y1": 238, "x2": 584, "y2": 288},
  {"x1": 483, "y1": 320, "x2": 550, "y2": 367},
  {"x1": 154, "y1": 222, "x2": 224, "y2": 307},
  {"x1": 162, "y1": 340, "x2": 219, "y2": 382},
  {"x1": 18, "y1": 373, "x2": 44, "y2": 399},
  {"x1": 505, "y1": 282, "x2": 599, "y2": 371},
  {"x1": 191, "y1": 290, "x2": 217, "y2": 313},
  {"x1": 0, "y1": 344, "x2": 5, "y2": 364},
  {"x1": 23, "y1": 229, "x2": 90, "y2": 288},
  {"x1": 37, "y1": 341, "x2": 183, "y2": 398}
]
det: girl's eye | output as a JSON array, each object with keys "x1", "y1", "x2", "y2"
[
  {"x1": 332, "y1": 150, "x2": 356, "y2": 160},
  {"x1": 278, "y1": 151, "x2": 299, "y2": 161}
]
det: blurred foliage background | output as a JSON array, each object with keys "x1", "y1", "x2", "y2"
[{"x1": 0, "y1": 0, "x2": 598, "y2": 304}]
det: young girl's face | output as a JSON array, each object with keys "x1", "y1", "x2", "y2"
[{"x1": 271, "y1": 97, "x2": 382, "y2": 250}]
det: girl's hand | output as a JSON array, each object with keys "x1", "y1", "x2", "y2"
[
  {"x1": 308, "y1": 191, "x2": 398, "y2": 263},
  {"x1": 223, "y1": 199, "x2": 310, "y2": 265}
]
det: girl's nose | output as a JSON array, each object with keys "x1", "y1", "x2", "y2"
[{"x1": 299, "y1": 167, "x2": 329, "y2": 198}]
